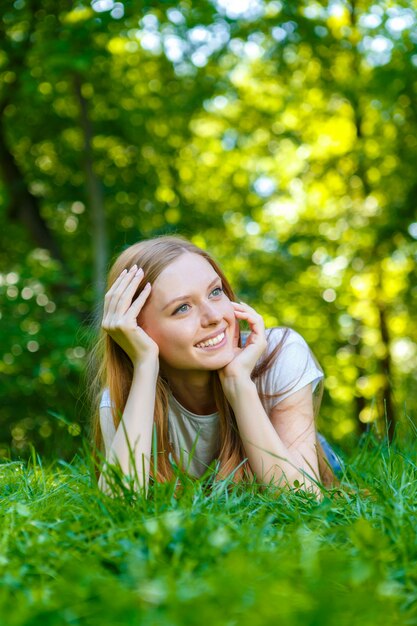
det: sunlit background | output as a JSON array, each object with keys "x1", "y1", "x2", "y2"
[{"x1": 1, "y1": 0, "x2": 417, "y2": 459}]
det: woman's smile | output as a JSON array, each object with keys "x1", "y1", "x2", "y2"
[{"x1": 195, "y1": 329, "x2": 227, "y2": 350}]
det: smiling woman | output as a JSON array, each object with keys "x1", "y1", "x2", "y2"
[{"x1": 87, "y1": 235, "x2": 341, "y2": 498}]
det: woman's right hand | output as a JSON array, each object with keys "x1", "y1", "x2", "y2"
[{"x1": 101, "y1": 265, "x2": 159, "y2": 367}]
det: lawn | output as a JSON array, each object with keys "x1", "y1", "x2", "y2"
[{"x1": 1, "y1": 434, "x2": 416, "y2": 626}]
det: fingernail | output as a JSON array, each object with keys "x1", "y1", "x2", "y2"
[
  {"x1": 130, "y1": 264, "x2": 137, "y2": 272},
  {"x1": 135, "y1": 267, "x2": 143, "y2": 275}
]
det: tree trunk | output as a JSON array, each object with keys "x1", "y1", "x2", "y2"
[
  {"x1": 351, "y1": 320, "x2": 368, "y2": 435},
  {"x1": 74, "y1": 75, "x2": 108, "y2": 320},
  {"x1": 377, "y1": 301, "x2": 396, "y2": 441},
  {"x1": 0, "y1": 116, "x2": 63, "y2": 262}
]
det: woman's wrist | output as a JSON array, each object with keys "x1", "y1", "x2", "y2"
[
  {"x1": 133, "y1": 355, "x2": 159, "y2": 378},
  {"x1": 221, "y1": 375, "x2": 256, "y2": 404}
]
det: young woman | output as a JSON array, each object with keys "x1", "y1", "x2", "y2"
[{"x1": 89, "y1": 235, "x2": 341, "y2": 497}]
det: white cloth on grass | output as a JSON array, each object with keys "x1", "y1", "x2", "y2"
[{"x1": 99, "y1": 327, "x2": 324, "y2": 478}]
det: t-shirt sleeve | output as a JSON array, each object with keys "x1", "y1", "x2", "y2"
[
  {"x1": 259, "y1": 328, "x2": 324, "y2": 415},
  {"x1": 99, "y1": 388, "x2": 116, "y2": 455},
  {"x1": 99, "y1": 387, "x2": 113, "y2": 408}
]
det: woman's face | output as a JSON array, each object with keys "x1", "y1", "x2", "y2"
[{"x1": 139, "y1": 252, "x2": 237, "y2": 375}]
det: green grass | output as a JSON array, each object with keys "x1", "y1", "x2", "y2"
[{"x1": 1, "y1": 434, "x2": 417, "y2": 626}]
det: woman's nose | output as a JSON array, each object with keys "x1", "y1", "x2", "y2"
[{"x1": 200, "y1": 301, "x2": 222, "y2": 325}]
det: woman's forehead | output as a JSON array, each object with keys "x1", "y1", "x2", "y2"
[{"x1": 153, "y1": 253, "x2": 219, "y2": 292}]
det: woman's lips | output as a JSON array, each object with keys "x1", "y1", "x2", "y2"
[{"x1": 195, "y1": 331, "x2": 227, "y2": 350}]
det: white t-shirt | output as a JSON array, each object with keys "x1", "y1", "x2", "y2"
[{"x1": 99, "y1": 327, "x2": 324, "y2": 478}]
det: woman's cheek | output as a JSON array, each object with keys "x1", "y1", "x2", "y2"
[{"x1": 223, "y1": 296, "x2": 235, "y2": 317}]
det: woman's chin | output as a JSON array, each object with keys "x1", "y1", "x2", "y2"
[{"x1": 204, "y1": 350, "x2": 236, "y2": 370}]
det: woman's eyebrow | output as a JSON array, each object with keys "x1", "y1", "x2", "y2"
[{"x1": 162, "y1": 276, "x2": 221, "y2": 311}]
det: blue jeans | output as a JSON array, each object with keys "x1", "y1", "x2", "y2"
[{"x1": 317, "y1": 433, "x2": 344, "y2": 475}]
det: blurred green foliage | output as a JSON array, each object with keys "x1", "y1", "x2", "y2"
[{"x1": 1, "y1": 0, "x2": 417, "y2": 459}]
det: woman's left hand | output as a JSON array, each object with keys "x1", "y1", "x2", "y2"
[{"x1": 219, "y1": 301, "x2": 267, "y2": 392}]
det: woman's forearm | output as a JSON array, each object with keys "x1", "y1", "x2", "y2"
[
  {"x1": 225, "y1": 379, "x2": 319, "y2": 491},
  {"x1": 99, "y1": 359, "x2": 159, "y2": 497}
]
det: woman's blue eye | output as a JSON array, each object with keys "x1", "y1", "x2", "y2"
[
  {"x1": 174, "y1": 304, "x2": 190, "y2": 314},
  {"x1": 173, "y1": 287, "x2": 223, "y2": 315}
]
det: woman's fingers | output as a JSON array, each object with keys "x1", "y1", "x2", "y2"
[
  {"x1": 129, "y1": 282, "x2": 152, "y2": 318},
  {"x1": 107, "y1": 268, "x2": 128, "y2": 295},
  {"x1": 104, "y1": 269, "x2": 153, "y2": 329},
  {"x1": 234, "y1": 310, "x2": 264, "y2": 337},
  {"x1": 233, "y1": 317, "x2": 240, "y2": 347},
  {"x1": 232, "y1": 301, "x2": 258, "y2": 313},
  {"x1": 105, "y1": 265, "x2": 136, "y2": 300},
  {"x1": 114, "y1": 268, "x2": 145, "y2": 312},
  {"x1": 232, "y1": 302, "x2": 264, "y2": 327},
  {"x1": 106, "y1": 266, "x2": 143, "y2": 315},
  {"x1": 231, "y1": 302, "x2": 266, "y2": 349}
]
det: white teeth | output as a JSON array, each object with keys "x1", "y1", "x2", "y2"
[{"x1": 196, "y1": 332, "x2": 225, "y2": 349}]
